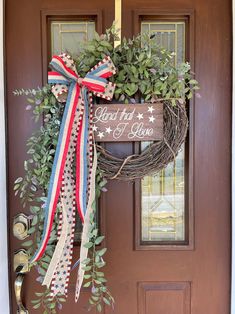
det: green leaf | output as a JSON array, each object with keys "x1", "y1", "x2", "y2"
[
  {"x1": 97, "y1": 277, "x2": 107, "y2": 283},
  {"x1": 82, "y1": 258, "x2": 91, "y2": 265},
  {"x1": 189, "y1": 79, "x2": 198, "y2": 85},
  {"x1": 82, "y1": 265, "x2": 92, "y2": 271},
  {"x1": 187, "y1": 91, "x2": 193, "y2": 99},
  {"x1": 14, "y1": 184, "x2": 20, "y2": 190},
  {"x1": 103, "y1": 297, "x2": 111, "y2": 305},
  {"x1": 100, "y1": 40, "x2": 112, "y2": 48},
  {"x1": 97, "y1": 303, "x2": 102, "y2": 312},
  {"x1": 22, "y1": 240, "x2": 33, "y2": 247},
  {"x1": 48, "y1": 302, "x2": 56, "y2": 309},
  {"x1": 95, "y1": 236, "x2": 105, "y2": 245},
  {"x1": 31, "y1": 215, "x2": 38, "y2": 226},
  {"x1": 83, "y1": 281, "x2": 91, "y2": 288},
  {"x1": 31, "y1": 299, "x2": 41, "y2": 304},
  {"x1": 89, "y1": 298, "x2": 95, "y2": 305},
  {"x1": 100, "y1": 286, "x2": 107, "y2": 292},
  {"x1": 84, "y1": 242, "x2": 93, "y2": 249},
  {"x1": 96, "y1": 262, "x2": 106, "y2": 268},
  {"x1": 97, "y1": 248, "x2": 107, "y2": 256},
  {"x1": 15, "y1": 177, "x2": 23, "y2": 184},
  {"x1": 28, "y1": 226, "x2": 36, "y2": 234},
  {"x1": 27, "y1": 98, "x2": 35, "y2": 104},
  {"x1": 33, "y1": 303, "x2": 41, "y2": 309}
]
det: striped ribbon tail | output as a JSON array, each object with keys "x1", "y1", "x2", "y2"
[{"x1": 30, "y1": 53, "x2": 116, "y2": 300}]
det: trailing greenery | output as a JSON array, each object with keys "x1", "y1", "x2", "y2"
[
  {"x1": 82, "y1": 208, "x2": 115, "y2": 312},
  {"x1": 14, "y1": 24, "x2": 198, "y2": 313}
]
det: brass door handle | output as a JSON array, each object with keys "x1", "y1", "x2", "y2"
[
  {"x1": 14, "y1": 249, "x2": 29, "y2": 314},
  {"x1": 14, "y1": 274, "x2": 29, "y2": 314}
]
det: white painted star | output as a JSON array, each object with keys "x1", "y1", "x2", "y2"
[
  {"x1": 97, "y1": 131, "x2": 104, "y2": 139},
  {"x1": 105, "y1": 127, "x2": 112, "y2": 134},
  {"x1": 137, "y1": 113, "x2": 143, "y2": 120},
  {"x1": 149, "y1": 115, "x2": 155, "y2": 123},
  {"x1": 148, "y1": 106, "x2": 155, "y2": 113},
  {"x1": 93, "y1": 125, "x2": 98, "y2": 132}
]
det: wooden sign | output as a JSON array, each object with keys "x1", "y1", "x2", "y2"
[{"x1": 93, "y1": 102, "x2": 163, "y2": 142}]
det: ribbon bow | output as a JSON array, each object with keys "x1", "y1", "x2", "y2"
[{"x1": 31, "y1": 53, "x2": 116, "y2": 300}]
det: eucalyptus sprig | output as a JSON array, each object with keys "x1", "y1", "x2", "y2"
[
  {"x1": 82, "y1": 210, "x2": 114, "y2": 313},
  {"x1": 31, "y1": 289, "x2": 66, "y2": 313}
]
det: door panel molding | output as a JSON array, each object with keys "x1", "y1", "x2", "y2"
[{"x1": 138, "y1": 281, "x2": 191, "y2": 314}]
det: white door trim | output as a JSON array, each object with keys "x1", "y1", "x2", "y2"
[
  {"x1": 0, "y1": 0, "x2": 10, "y2": 313},
  {"x1": 232, "y1": 1, "x2": 235, "y2": 312}
]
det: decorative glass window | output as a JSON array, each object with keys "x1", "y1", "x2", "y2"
[
  {"x1": 140, "y1": 21, "x2": 186, "y2": 243},
  {"x1": 141, "y1": 22, "x2": 185, "y2": 65},
  {"x1": 51, "y1": 21, "x2": 95, "y2": 56}
]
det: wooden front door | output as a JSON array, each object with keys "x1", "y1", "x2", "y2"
[{"x1": 6, "y1": 0, "x2": 231, "y2": 313}]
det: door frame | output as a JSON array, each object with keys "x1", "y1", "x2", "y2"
[
  {"x1": 231, "y1": 0, "x2": 235, "y2": 311},
  {"x1": 0, "y1": 1, "x2": 234, "y2": 312},
  {"x1": 0, "y1": 0, "x2": 10, "y2": 313}
]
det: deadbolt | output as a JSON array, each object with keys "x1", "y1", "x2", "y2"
[{"x1": 13, "y1": 213, "x2": 31, "y2": 240}]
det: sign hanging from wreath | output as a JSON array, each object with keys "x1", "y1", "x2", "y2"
[{"x1": 14, "y1": 25, "x2": 199, "y2": 313}]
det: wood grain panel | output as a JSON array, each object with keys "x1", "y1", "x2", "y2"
[
  {"x1": 93, "y1": 102, "x2": 163, "y2": 142},
  {"x1": 138, "y1": 282, "x2": 191, "y2": 314}
]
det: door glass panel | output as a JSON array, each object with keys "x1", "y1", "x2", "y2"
[
  {"x1": 51, "y1": 21, "x2": 95, "y2": 56},
  {"x1": 50, "y1": 20, "x2": 96, "y2": 241},
  {"x1": 140, "y1": 21, "x2": 186, "y2": 243},
  {"x1": 141, "y1": 22, "x2": 185, "y2": 65}
]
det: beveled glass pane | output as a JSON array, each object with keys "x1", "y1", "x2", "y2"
[
  {"x1": 141, "y1": 149, "x2": 185, "y2": 242},
  {"x1": 140, "y1": 21, "x2": 186, "y2": 243},
  {"x1": 51, "y1": 21, "x2": 95, "y2": 56}
]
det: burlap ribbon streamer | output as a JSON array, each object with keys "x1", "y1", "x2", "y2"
[{"x1": 30, "y1": 53, "x2": 116, "y2": 299}]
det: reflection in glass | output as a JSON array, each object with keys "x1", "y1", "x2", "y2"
[{"x1": 141, "y1": 21, "x2": 186, "y2": 242}]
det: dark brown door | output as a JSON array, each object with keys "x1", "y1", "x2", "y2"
[{"x1": 6, "y1": 0, "x2": 231, "y2": 313}]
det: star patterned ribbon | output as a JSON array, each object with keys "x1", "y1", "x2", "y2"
[{"x1": 30, "y1": 53, "x2": 116, "y2": 299}]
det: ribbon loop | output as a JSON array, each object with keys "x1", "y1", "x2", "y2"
[{"x1": 30, "y1": 52, "x2": 116, "y2": 301}]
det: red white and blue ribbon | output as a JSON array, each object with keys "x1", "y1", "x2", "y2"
[{"x1": 30, "y1": 53, "x2": 116, "y2": 298}]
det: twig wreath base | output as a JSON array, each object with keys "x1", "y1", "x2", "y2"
[{"x1": 97, "y1": 101, "x2": 188, "y2": 181}]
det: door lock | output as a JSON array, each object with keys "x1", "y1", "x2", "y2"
[
  {"x1": 14, "y1": 249, "x2": 29, "y2": 314},
  {"x1": 13, "y1": 213, "x2": 31, "y2": 240}
]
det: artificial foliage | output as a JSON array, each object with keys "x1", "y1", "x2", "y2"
[{"x1": 14, "y1": 24, "x2": 198, "y2": 313}]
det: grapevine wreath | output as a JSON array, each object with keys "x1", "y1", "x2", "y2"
[{"x1": 14, "y1": 25, "x2": 199, "y2": 313}]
